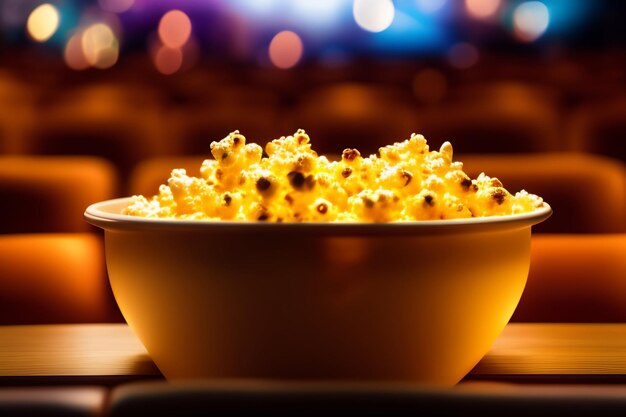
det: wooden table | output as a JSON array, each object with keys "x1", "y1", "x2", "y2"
[{"x1": 0, "y1": 323, "x2": 625, "y2": 386}]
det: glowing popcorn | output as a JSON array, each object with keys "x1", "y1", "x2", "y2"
[{"x1": 125, "y1": 130, "x2": 544, "y2": 222}]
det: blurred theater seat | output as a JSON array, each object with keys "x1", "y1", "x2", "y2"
[
  {"x1": 20, "y1": 83, "x2": 168, "y2": 180},
  {"x1": 568, "y1": 97, "x2": 626, "y2": 164},
  {"x1": 0, "y1": 233, "x2": 121, "y2": 324},
  {"x1": 459, "y1": 153, "x2": 626, "y2": 233},
  {"x1": 512, "y1": 234, "x2": 626, "y2": 322},
  {"x1": 0, "y1": 156, "x2": 118, "y2": 234},
  {"x1": 129, "y1": 156, "x2": 205, "y2": 197},
  {"x1": 288, "y1": 83, "x2": 419, "y2": 155},
  {"x1": 0, "y1": 71, "x2": 35, "y2": 154},
  {"x1": 167, "y1": 105, "x2": 279, "y2": 155},
  {"x1": 416, "y1": 82, "x2": 560, "y2": 154}
]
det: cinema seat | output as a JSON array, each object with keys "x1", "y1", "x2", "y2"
[
  {"x1": 167, "y1": 106, "x2": 279, "y2": 155},
  {"x1": 458, "y1": 153, "x2": 626, "y2": 233},
  {"x1": 0, "y1": 234, "x2": 121, "y2": 324},
  {"x1": 0, "y1": 72, "x2": 35, "y2": 154},
  {"x1": 512, "y1": 234, "x2": 626, "y2": 322},
  {"x1": 415, "y1": 98, "x2": 558, "y2": 154},
  {"x1": 290, "y1": 83, "x2": 419, "y2": 155},
  {"x1": 0, "y1": 110, "x2": 29, "y2": 154},
  {"x1": 22, "y1": 88, "x2": 166, "y2": 180},
  {"x1": 128, "y1": 156, "x2": 206, "y2": 197},
  {"x1": 0, "y1": 156, "x2": 118, "y2": 234},
  {"x1": 568, "y1": 97, "x2": 626, "y2": 164}
]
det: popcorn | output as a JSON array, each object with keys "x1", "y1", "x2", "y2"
[{"x1": 124, "y1": 130, "x2": 544, "y2": 222}]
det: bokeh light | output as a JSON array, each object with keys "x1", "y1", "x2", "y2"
[
  {"x1": 447, "y1": 42, "x2": 479, "y2": 69},
  {"x1": 26, "y1": 3, "x2": 60, "y2": 42},
  {"x1": 268, "y1": 31, "x2": 303, "y2": 69},
  {"x1": 64, "y1": 31, "x2": 90, "y2": 71},
  {"x1": 93, "y1": 46, "x2": 120, "y2": 70},
  {"x1": 98, "y1": 0, "x2": 135, "y2": 14},
  {"x1": 154, "y1": 46, "x2": 184, "y2": 75},
  {"x1": 465, "y1": 0, "x2": 501, "y2": 19},
  {"x1": 513, "y1": 1, "x2": 550, "y2": 42},
  {"x1": 158, "y1": 10, "x2": 192, "y2": 49},
  {"x1": 353, "y1": 0, "x2": 395, "y2": 33},
  {"x1": 82, "y1": 23, "x2": 119, "y2": 69}
]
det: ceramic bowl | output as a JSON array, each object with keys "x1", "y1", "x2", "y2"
[{"x1": 86, "y1": 197, "x2": 551, "y2": 385}]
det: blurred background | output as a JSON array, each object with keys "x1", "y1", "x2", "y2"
[
  {"x1": 0, "y1": 1, "x2": 625, "y2": 323},
  {"x1": 0, "y1": 0, "x2": 626, "y2": 233}
]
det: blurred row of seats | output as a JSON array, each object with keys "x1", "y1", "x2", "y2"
[
  {"x1": 1, "y1": 232, "x2": 624, "y2": 325},
  {"x1": 2, "y1": 155, "x2": 624, "y2": 327},
  {"x1": 1, "y1": 80, "x2": 625, "y2": 175},
  {"x1": 2, "y1": 152, "x2": 624, "y2": 235},
  {"x1": 1, "y1": 62, "x2": 624, "y2": 331},
  {"x1": 1, "y1": 156, "x2": 624, "y2": 325}
]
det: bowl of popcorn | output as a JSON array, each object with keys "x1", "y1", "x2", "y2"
[{"x1": 86, "y1": 130, "x2": 550, "y2": 385}]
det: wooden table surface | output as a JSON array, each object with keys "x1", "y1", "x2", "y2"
[
  {"x1": 469, "y1": 323, "x2": 626, "y2": 382},
  {"x1": 0, "y1": 323, "x2": 624, "y2": 386}
]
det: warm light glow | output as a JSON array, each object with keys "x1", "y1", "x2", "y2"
[
  {"x1": 158, "y1": 10, "x2": 192, "y2": 48},
  {"x1": 447, "y1": 42, "x2": 479, "y2": 69},
  {"x1": 353, "y1": 0, "x2": 395, "y2": 33},
  {"x1": 465, "y1": 0, "x2": 501, "y2": 19},
  {"x1": 513, "y1": 1, "x2": 550, "y2": 42},
  {"x1": 93, "y1": 46, "x2": 119, "y2": 70},
  {"x1": 64, "y1": 31, "x2": 90, "y2": 71},
  {"x1": 26, "y1": 4, "x2": 60, "y2": 42},
  {"x1": 268, "y1": 31, "x2": 303, "y2": 69},
  {"x1": 415, "y1": 0, "x2": 447, "y2": 13},
  {"x1": 82, "y1": 23, "x2": 119, "y2": 69},
  {"x1": 154, "y1": 46, "x2": 183, "y2": 75},
  {"x1": 98, "y1": 0, "x2": 135, "y2": 13}
]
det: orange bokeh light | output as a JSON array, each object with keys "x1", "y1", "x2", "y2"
[
  {"x1": 268, "y1": 31, "x2": 303, "y2": 69},
  {"x1": 64, "y1": 31, "x2": 90, "y2": 71},
  {"x1": 154, "y1": 46, "x2": 183, "y2": 75},
  {"x1": 158, "y1": 10, "x2": 192, "y2": 48},
  {"x1": 465, "y1": 0, "x2": 501, "y2": 19}
]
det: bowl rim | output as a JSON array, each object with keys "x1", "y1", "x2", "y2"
[{"x1": 85, "y1": 197, "x2": 552, "y2": 235}]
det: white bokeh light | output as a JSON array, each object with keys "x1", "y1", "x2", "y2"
[
  {"x1": 26, "y1": 3, "x2": 60, "y2": 42},
  {"x1": 513, "y1": 1, "x2": 550, "y2": 42},
  {"x1": 81, "y1": 23, "x2": 119, "y2": 69},
  {"x1": 353, "y1": 0, "x2": 395, "y2": 33}
]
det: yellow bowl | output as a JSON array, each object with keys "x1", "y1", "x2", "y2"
[{"x1": 86, "y1": 197, "x2": 551, "y2": 385}]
